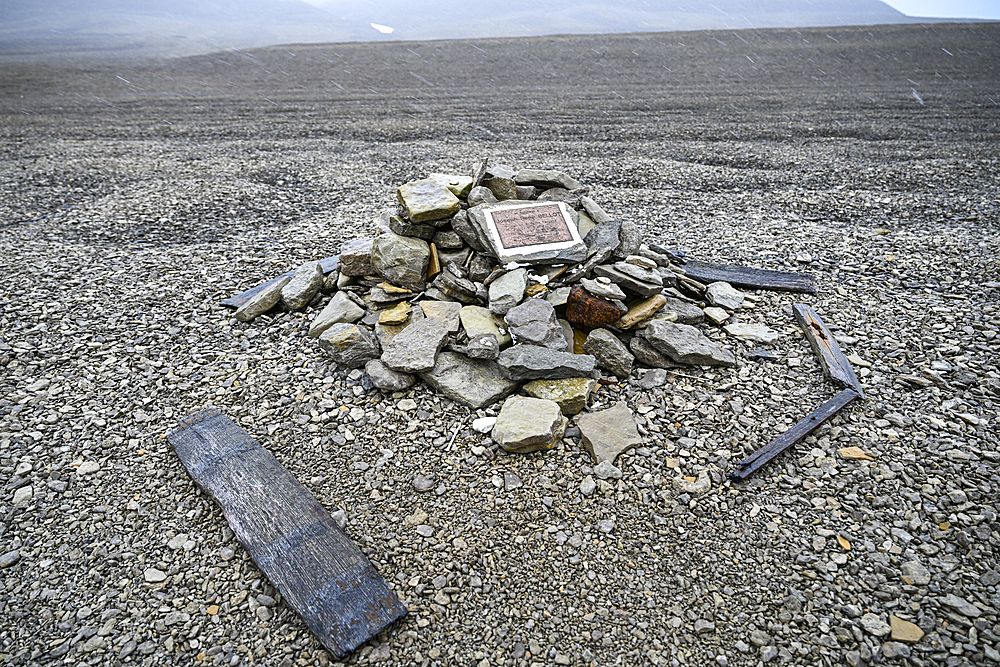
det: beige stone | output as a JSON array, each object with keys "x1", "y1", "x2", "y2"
[
  {"x1": 491, "y1": 396, "x2": 567, "y2": 453},
  {"x1": 378, "y1": 302, "x2": 412, "y2": 326},
  {"x1": 889, "y1": 616, "x2": 924, "y2": 643},
  {"x1": 459, "y1": 305, "x2": 511, "y2": 347},
  {"x1": 615, "y1": 294, "x2": 668, "y2": 329},
  {"x1": 523, "y1": 377, "x2": 597, "y2": 415}
]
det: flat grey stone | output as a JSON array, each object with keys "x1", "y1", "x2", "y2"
[
  {"x1": 614, "y1": 220, "x2": 642, "y2": 259},
  {"x1": 365, "y1": 358, "x2": 416, "y2": 392},
  {"x1": 581, "y1": 276, "x2": 626, "y2": 301},
  {"x1": 427, "y1": 172, "x2": 472, "y2": 198},
  {"x1": 630, "y1": 335, "x2": 679, "y2": 369},
  {"x1": 431, "y1": 229, "x2": 465, "y2": 250},
  {"x1": 498, "y1": 344, "x2": 597, "y2": 381},
  {"x1": 576, "y1": 401, "x2": 642, "y2": 464},
  {"x1": 592, "y1": 264, "x2": 662, "y2": 297},
  {"x1": 381, "y1": 317, "x2": 450, "y2": 373},
  {"x1": 900, "y1": 561, "x2": 931, "y2": 585},
  {"x1": 637, "y1": 368, "x2": 668, "y2": 389},
  {"x1": 418, "y1": 300, "x2": 463, "y2": 332},
  {"x1": 724, "y1": 322, "x2": 781, "y2": 344},
  {"x1": 461, "y1": 333, "x2": 500, "y2": 360},
  {"x1": 660, "y1": 296, "x2": 705, "y2": 324},
  {"x1": 580, "y1": 196, "x2": 612, "y2": 223},
  {"x1": 583, "y1": 220, "x2": 621, "y2": 261},
  {"x1": 459, "y1": 305, "x2": 512, "y2": 347},
  {"x1": 705, "y1": 281, "x2": 745, "y2": 310},
  {"x1": 450, "y1": 209, "x2": 487, "y2": 252},
  {"x1": 940, "y1": 594, "x2": 981, "y2": 617},
  {"x1": 397, "y1": 178, "x2": 461, "y2": 222},
  {"x1": 582, "y1": 329, "x2": 634, "y2": 378},
  {"x1": 488, "y1": 268, "x2": 527, "y2": 316},
  {"x1": 505, "y1": 298, "x2": 565, "y2": 350},
  {"x1": 860, "y1": 613, "x2": 891, "y2": 636},
  {"x1": 514, "y1": 168, "x2": 582, "y2": 190},
  {"x1": 419, "y1": 352, "x2": 519, "y2": 409},
  {"x1": 338, "y1": 237, "x2": 375, "y2": 276},
  {"x1": 613, "y1": 260, "x2": 663, "y2": 286},
  {"x1": 234, "y1": 276, "x2": 290, "y2": 322},
  {"x1": 594, "y1": 460, "x2": 623, "y2": 480},
  {"x1": 388, "y1": 214, "x2": 435, "y2": 241},
  {"x1": 0, "y1": 550, "x2": 20, "y2": 568},
  {"x1": 375, "y1": 304, "x2": 425, "y2": 348},
  {"x1": 468, "y1": 186, "x2": 499, "y2": 207},
  {"x1": 491, "y1": 395, "x2": 567, "y2": 453},
  {"x1": 318, "y1": 323, "x2": 380, "y2": 368},
  {"x1": 280, "y1": 260, "x2": 324, "y2": 311},
  {"x1": 645, "y1": 320, "x2": 736, "y2": 366},
  {"x1": 308, "y1": 291, "x2": 366, "y2": 337},
  {"x1": 371, "y1": 231, "x2": 430, "y2": 290}
]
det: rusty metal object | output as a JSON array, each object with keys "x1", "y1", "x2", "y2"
[{"x1": 565, "y1": 284, "x2": 621, "y2": 330}]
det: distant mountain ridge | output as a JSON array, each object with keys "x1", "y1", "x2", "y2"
[{"x1": 0, "y1": 0, "x2": 933, "y2": 58}]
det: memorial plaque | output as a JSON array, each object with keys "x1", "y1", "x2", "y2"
[{"x1": 480, "y1": 201, "x2": 587, "y2": 265}]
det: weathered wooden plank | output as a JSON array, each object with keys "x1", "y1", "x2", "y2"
[
  {"x1": 221, "y1": 256, "x2": 339, "y2": 309},
  {"x1": 167, "y1": 409, "x2": 406, "y2": 658},
  {"x1": 677, "y1": 259, "x2": 817, "y2": 294},
  {"x1": 729, "y1": 389, "x2": 860, "y2": 482},
  {"x1": 792, "y1": 303, "x2": 865, "y2": 397}
]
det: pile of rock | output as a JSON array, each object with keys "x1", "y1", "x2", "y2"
[{"x1": 232, "y1": 160, "x2": 762, "y2": 463}]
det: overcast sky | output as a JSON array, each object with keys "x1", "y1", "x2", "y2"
[{"x1": 874, "y1": 0, "x2": 998, "y2": 19}]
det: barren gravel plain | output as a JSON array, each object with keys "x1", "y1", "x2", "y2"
[{"x1": 1, "y1": 21, "x2": 999, "y2": 667}]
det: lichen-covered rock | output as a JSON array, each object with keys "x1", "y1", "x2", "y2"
[
  {"x1": 338, "y1": 237, "x2": 375, "y2": 277},
  {"x1": 308, "y1": 291, "x2": 365, "y2": 337},
  {"x1": 522, "y1": 377, "x2": 596, "y2": 415},
  {"x1": 397, "y1": 178, "x2": 461, "y2": 222},
  {"x1": 370, "y1": 231, "x2": 430, "y2": 290},
  {"x1": 318, "y1": 323, "x2": 380, "y2": 368}
]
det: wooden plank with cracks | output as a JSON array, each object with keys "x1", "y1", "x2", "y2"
[
  {"x1": 675, "y1": 259, "x2": 817, "y2": 294},
  {"x1": 221, "y1": 255, "x2": 339, "y2": 309},
  {"x1": 792, "y1": 303, "x2": 865, "y2": 397},
  {"x1": 729, "y1": 389, "x2": 860, "y2": 482},
  {"x1": 167, "y1": 409, "x2": 406, "y2": 659}
]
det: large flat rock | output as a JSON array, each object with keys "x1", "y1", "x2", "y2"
[{"x1": 418, "y1": 352, "x2": 520, "y2": 409}]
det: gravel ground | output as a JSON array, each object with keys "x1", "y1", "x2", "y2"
[{"x1": 1, "y1": 22, "x2": 999, "y2": 667}]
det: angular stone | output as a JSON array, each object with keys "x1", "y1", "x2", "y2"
[
  {"x1": 418, "y1": 300, "x2": 462, "y2": 332},
  {"x1": 427, "y1": 173, "x2": 473, "y2": 198},
  {"x1": 480, "y1": 164, "x2": 518, "y2": 201},
  {"x1": 308, "y1": 291, "x2": 366, "y2": 337},
  {"x1": 498, "y1": 345, "x2": 597, "y2": 381},
  {"x1": 583, "y1": 329, "x2": 634, "y2": 378},
  {"x1": 375, "y1": 304, "x2": 425, "y2": 348},
  {"x1": 880, "y1": 642, "x2": 911, "y2": 659},
  {"x1": 637, "y1": 368, "x2": 668, "y2": 389},
  {"x1": 523, "y1": 377, "x2": 596, "y2": 415},
  {"x1": 462, "y1": 333, "x2": 500, "y2": 360},
  {"x1": 576, "y1": 401, "x2": 641, "y2": 464},
  {"x1": 889, "y1": 616, "x2": 924, "y2": 643},
  {"x1": 583, "y1": 220, "x2": 621, "y2": 261},
  {"x1": 705, "y1": 281, "x2": 745, "y2": 310},
  {"x1": 536, "y1": 187, "x2": 580, "y2": 205},
  {"x1": 580, "y1": 196, "x2": 612, "y2": 223},
  {"x1": 397, "y1": 178, "x2": 461, "y2": 222},
  {"x1": 459, "y1": 305, "x2": 512, "y2": 347},
  {"x1": 371, "y1": 231, "x2": 430, "y2": 291},
  {"x1": 12, "y1": 486, "x2": 32, "y2": 505},
  {"x1": 450, "y1": 210, "x2": 487, "y2": 253},
  {"x1": 660, "y1": 297, "x2": 705, "y2": 325},
  {"x1": 616, "y1": 294, "x2": 667, "y2": 329},
  {"x1": 704, "y1": 306, "x2": 730, "y2": 325},
  {"x1": 505, "y1": 298, "x2": 565, "y2": 350},
  {"x1": 235, "y1": 276, "x2": 290, "y2": 322},
  {"x1": 860, "y1": 613, "x2": 891, "y2": 637},
  {"x1": 0, "y1": 550, "x2": 20, "y2": 568},
  {"x1": 724, "y1": 322, "x2": 781, "y2": 344},
  {"x1": 514, "y1": 168, "x2": 582, "y2": 191},
  {"x1": 418, "y1": 351, "x2": 520, "y2": 409},
  {"x1": 467, "y1": 252, "x2": 493, "y2": 282},
  {"x1": 645, "y1": 320, "x2": 736, "y2": 366},
  {"x1": 468, "y1": 186, "x2": 499, "y2": 207},
  {"x1": 592, "y1": 264, "x2": 662, "y2": 297},
  {"x1": 488, "y1": 268, "x2": 527, "y2": 316},
  {"x1": 613, "y1": 260, "x2": 663, "y2": 286},
  {"x1": 615, "y1": 220, "x2": 642, "y2": 259},
  {"x1": 378, "y1": 302, "x2": 412, "y2": 326},
  {"x1": 900, "y1": 561, "x2": 931, "y2": 585},
  {"x1": 581, "y1": 276, "x2": 627, "y2": 301},
  {"x1": 364, "y1": 359, "x2": 417, "y2": 392},
  {"x1": 381, "y1": 317, "x2": 450, "y2": 373},
  {"x1": 574, "y1": 209, "x2": 596, "y2": 239},
  {"x1": 672, "y1": 471, "x2": 711, "y2": 494},
  {"x1": 432, "y1": 229, "x2": 465, "y2": 250},
  {"x1": 318, "y1": 323, "x2": 380, "y2": 368},
  {"x1": 940, "y1": 594, "x2": 981, "y2": 617},
  {"x1": 545, "y1": 286, "x2": 572, "y2": 308},
  {"x1": 339, "y1": 237, "x2": 375, "y2": 276},
  {"x1": 565, "y1": 284, "x2": 621, "y2": 330},
  {"x1": 491, "y1": 395, "x2": 567, "y2": 453},
  {"x1": 280, "y1": 260, "x2": 324, "y2": 311},
  {"x1": 557, "y1": 319, "x2": 574, "y2": 353},
  {"x1": 388, "y1": 214, "x2": 436, "y2": 241}
]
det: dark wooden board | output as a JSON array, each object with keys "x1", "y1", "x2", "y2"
[
  {"x1": 167, "y1": 409, "x2": 406, "y2": 658},
  {"x1": 729, "y1": 389, "x2": 860, "y2": 482},
  {"x1": 678, "y1": 259, "x2": 817, "y2": 294},
  {"x1": 792, "y1": 303, "x2": 865, "y2": 397},
  {"x1": 221, "y1": 256, "x2": 339, "y2": 309}
]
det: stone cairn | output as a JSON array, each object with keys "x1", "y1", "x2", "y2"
[{"x1": 233, "y1": 160, "x2": 756, "y2": 465}]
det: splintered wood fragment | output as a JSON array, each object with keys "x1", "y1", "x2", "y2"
[
  {"x1": 792, "y1": 304, "x2": 865, "y2": 397},
  {"x1": 167, "y1": 409, "x2": 406, "y2": 658},
  {"x1": 729, "y1": 389, "x2": 860, "y2": 482},
  {"x1": 221, "y1": 256, "x2": 339, "y2": 308},
  {"x1": 678, "y1": 260, "x2": 817, "y2": 294}
]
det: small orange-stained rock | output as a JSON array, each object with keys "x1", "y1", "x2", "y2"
[
  {"x1": 565, "y1": 284, "x2": 620, "y2": 330},
  {"x1": 206, "y1": 605, "x2": 220, "y2": 616},
  {"x1": 837, "y1": 535, "x2": 851, "y2": 551},
  {"x1": 525, "y1": 284, "x2": 548, "y2": 298},
  {"x1": 615, "y1": 294, "x2": 667, "y2": 329},
  {"x1": 838, "y1": 446, "x2": 874, "y2": 461},
  {"x1": 573, "y1": 329, "x2": 588, "y2": 354}
]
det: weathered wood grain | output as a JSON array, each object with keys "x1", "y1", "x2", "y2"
[
  {"x1": 677, "y1": 259, "x2": 817, "y2": 294},
  {"x1": 792, "y1": 303, "x2": 865, "y2": 397},
  {"x1": 729, "y1": 388, "x2": 860, "y2": 482},
  {"x1": 221, "y1": 255, "x2": 339, "y2": 308},
  {"x1": 167, "y1": 409, "x2": 406, "y2": 658}
]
